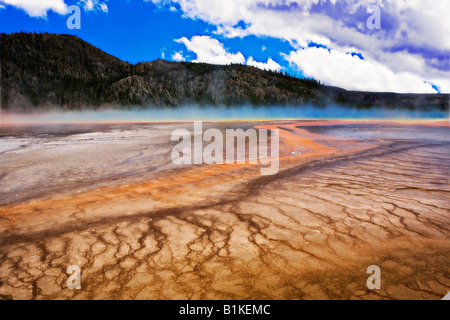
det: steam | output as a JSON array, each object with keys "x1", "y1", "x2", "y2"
[{"x1": 1, "y1": 104, "x2": 448, "y2": 125}]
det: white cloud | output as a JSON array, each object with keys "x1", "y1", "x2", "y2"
[
  {"x1": 176, "y1": 36, "x2": 246, "y2": 65},
  {"x1": 0, "y1": 0, "x2": 67, "y2": 17},
  {"x1": 172, "y1": 51, "x2": 185, "y2": 62},
  {"x1": 247, "y1": 57, "x2": 281, "y2": 72},
  {"x1": 177, "y1": 35, "x2": 286, "y2": 73},
  {"x1": 284, "y1": 47, "x2": 440, "y2": 93},
  {"x1": 153, "y1": 0, "x2": 450, "y2": 93},
  {"x1": 80, "y1": 0, "x2": 94, "y2": 11},
  {"x1": 162, "y1": 0, "x2": 450, "y2": 52},
  {"x1": 0, "y1": 0, "x2": 109, "y2": 17},
  {"x1": 79, "y1": 0, "x2": 108, "y2": 13},
  {"x1": 0, "y1": 4, "x2": 5, "y2": 9},
  {"x1": 99, "y1": 2, "x2": 108, "y2": 13}
]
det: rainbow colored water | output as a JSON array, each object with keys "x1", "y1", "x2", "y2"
[{"x1": 1, "y1": 104, "x2": 448, "y2": 125}]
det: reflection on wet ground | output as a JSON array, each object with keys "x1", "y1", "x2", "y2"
[{"x1": 298, "y1": 123, "x2": 450, "y2": 142}]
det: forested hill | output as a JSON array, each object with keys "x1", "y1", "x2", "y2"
[{"x1": 1, "y1": 32, "x2": 448, "y2": 111}]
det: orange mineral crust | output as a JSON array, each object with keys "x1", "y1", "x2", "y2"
[{"x1": 0, "y1": 120, "x2": 449, "y2": 300}]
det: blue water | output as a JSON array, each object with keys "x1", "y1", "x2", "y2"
[{"x1": 1, "y1": 104, "x2": 448, "y2": 124}]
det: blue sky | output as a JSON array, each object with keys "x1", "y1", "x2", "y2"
[{"x1": 0, "y1": 0, "x2": 449, "y2": 93}]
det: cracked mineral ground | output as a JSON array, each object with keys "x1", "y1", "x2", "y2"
[{"x1": 0, "y1": 120, "x2": 449, "y2": 300}]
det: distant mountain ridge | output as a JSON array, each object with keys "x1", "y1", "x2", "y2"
[{"x1": 1, "y1": 32, "x2": 448, "y2": 111}]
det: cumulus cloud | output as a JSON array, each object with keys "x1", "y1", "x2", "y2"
[
  {"x1": 176, "y1": 36, "x2": 246, "y2": 65},
  {"x1": 172, "y1": 51, "x2": 185, "y2": 62},
  {"x1": 0, "y1": 0, "x2": 108, "y2": 17},
  {"x1": 247, "y1": 57, "x2": 281, "y2": 72},
  {"x1": 284, "y1": 47, "x2": 441, "y2": 93},
  {"x1": 176, "y1": 35, "x2": 283, "y2": 73},
  {"x1": 152, "y1": 0, "x2": 450, "y2": 93},
  {"x1": 153, "y1": 0, "x2": 450, "y2": 52},
  {"x1": 0, "y1": 0, "x2": 68, "y2": 17}
]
